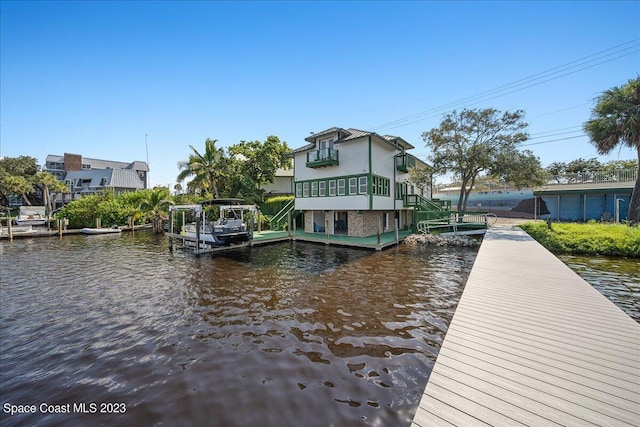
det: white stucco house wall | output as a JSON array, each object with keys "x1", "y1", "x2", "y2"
[
  {"x1": 290, "y1": 127, "x2": 430, "y2": 237},
  {"x1": 261, "y1": 167, "x2": 294, "y2": 196}
]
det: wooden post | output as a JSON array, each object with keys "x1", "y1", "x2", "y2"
[
  {"x1": 377, "y1": 217, "x2": 381, "y2": 245},
  {"x1": 168, "y1": 210, "x2": 173, "y2": 252},
  {"x1": 58, "y1": 219, "x2": 62, "y2": 237},
  {"x1": 8, "y1": 215, "x2": 13, "y2": 241},
  {"x1": 195, "y1": 210, "x2": 201, "y2": 256},
  {"x1": 287, "y1": 211, "x2": 292, "y2": 237},
  {"x1": 395, "y1": 218, "x2": 399, "y2": 245}
]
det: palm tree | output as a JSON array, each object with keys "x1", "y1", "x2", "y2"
[
  {"x1": 49, "y1": 180, "x2": 70, "y2": 210},
  {"x1": 177, "y1": 138, "x2": 228, "y2": 198},
  {"x1": 3, "y1": 175, "x2": 33, "y2": 206},
  {"x1": 139, "y1": 187, "x2": 174, "y2": 233},
  {"x1": 584, "y1": 77, "x2": 640, "y2": 224},
  {"x1": 33, "y1": 171, "x2": 59, "y2": 214}
]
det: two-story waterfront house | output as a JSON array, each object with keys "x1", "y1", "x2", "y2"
[{"x1": 290, "y1": 127, "x2": 431, "y2": 237}]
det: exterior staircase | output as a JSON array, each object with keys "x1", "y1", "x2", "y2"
[{"x1": 269, "y1": 198, "x2": 298, "y2": 230}]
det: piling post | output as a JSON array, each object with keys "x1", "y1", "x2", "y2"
[
  {"x1": 58, "y1": 219, "x2": 62, "y2": 237},
  {"x1": 8, "y1": 215, "x2": 13, "y2": 241},
  {"x1": 395, "y1": 218, "x2": 399, "y2": 245},
  {"x1": 287, "y1": 211, "x2": 292, "y2": 237},
  {"x1": 168, "y1": 210, "x2": 174, "y2": 252},
  {"x1": 377, "y1": 218, "x2": 381, "y2": 246},
  {"x1": 326, "y1": 219, "x2": 330, "y2": 241},
  {"x1": 195, "y1": 209, "x2": 201, "y2": 256}
]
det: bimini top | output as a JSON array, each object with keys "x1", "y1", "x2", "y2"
[{"x1": 199, "y1": 198, "x2": 246, "y2": 206}]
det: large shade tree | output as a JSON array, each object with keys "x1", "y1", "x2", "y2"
[
  {"x1": 422, "y1": 108, "x2": 532, "y2": 211},
  {"x1": 584, "y1": 76, "x2": 640, "y2": 224},
  {"x1": 177, "y1": 138, "x2": 229, "y2": 198},
  {"x1": 227, "y1": 135, "x2": 291, "y2": 203},
  {"x1": 0, "y1": 156, "x2": 39, "y2": 206}
]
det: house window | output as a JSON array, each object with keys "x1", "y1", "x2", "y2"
[
  {"x1": 383, "y1": 179, "x2": 389, "y2": 196},
  {"x1": 319, "y1": 181, "x2": 326, "y2": 196},
  {"x1": 359, "y1": 176, "x2": 367, "y2": 194},
  {"x1": 372, "y1": 177, "x2": 377, "y2": 195},
  {"x1": 296, "y1": 183, "x2": 302, "y2": 197},
  {"x1": 311, "y1": 181, "x2": 318, "y2": 197},
  {"x1": 319, "y1": 138, "x2": 334, "y2": 150},
  {"x1": 303, "y1": 182, "x2": 309, "y2": 197},
  {"x1": 377, "y1": 178, "x2": 383, "y2": 196},
  {"x1": 349, "y1": 177, "x2": 357, "y2": 195},
  {"x1": 329, "y1": 180, "x2": 336, "y2": 196},
  {"x1": 337, "y1": 179, "x2": 345, "y2": 196}
]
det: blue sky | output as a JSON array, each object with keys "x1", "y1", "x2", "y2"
[{"x1": 1, "y1": 1, "x2": 638, "y2": 187}]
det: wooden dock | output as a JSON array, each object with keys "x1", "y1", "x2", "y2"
[{"x1": 412, "y1": 226, "x2": 640, "y2": 426}]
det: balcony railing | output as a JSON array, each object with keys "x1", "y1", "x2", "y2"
[
  {"x1": 306, "y1": 148, "x2": 339, "y2": 168},
  {"x1": 395, "y1": 153, "x2": 416, "y2": 172},
  {"x1": 545, "y1": 168, "x2": 637, "y2": 186}
]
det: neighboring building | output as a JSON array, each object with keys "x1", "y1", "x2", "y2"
[
  {"x1": 290, "y1": 127, "x2": 431, "y2": 237},
  {"x1": 44, "y1": 153, "x2": 149, "y2": 207},
  {"x1": 262, "y1": 167, "x2": 294, "y2": 196},
  {"x1": 534, "y1": 168, "x2": 636, "y2": 221}
]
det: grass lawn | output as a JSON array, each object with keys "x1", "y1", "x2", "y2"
[{"x1": 519, "y1": 221, "x2": 640, "y2": 257}]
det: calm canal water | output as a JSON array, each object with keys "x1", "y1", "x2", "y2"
[
  {"x1": 559, "y1": 254, "x2": 640, "y2": 322},
  {"x1": 0, "y1": 232, "x2": 478, "y2": 427}
]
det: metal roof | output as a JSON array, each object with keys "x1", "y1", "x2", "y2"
[
  {"x1": 290, "y1": 126, "x2": 422, "y2": 161},
  {"x1": 45, "y1": 154, "x2": 149, "y2": 172},
  {"x1": 64, "y1": 169, "x2": 144, "y2": 190}
]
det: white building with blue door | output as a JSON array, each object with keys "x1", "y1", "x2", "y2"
[{"x1": 534, "y1": 168, "x2": 636, "y2": 221}]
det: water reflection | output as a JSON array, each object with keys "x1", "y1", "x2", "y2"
[
  {"x1": 560, "y1": 254, "x2": 640, "y2": 322},
  {"x1": 1, "y1": 234, "x2": 476, "y2": 426}
]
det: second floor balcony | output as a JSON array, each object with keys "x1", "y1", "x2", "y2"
[
  {"x1": 306, "y1": 148, "x2": 339, "y2": 168},
  {"x1": 396, "y1": 153, "x2": 416, "y2": 172}
]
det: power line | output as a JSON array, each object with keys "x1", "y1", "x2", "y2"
[
  {"x1": 520, "y1": 135, "x2": 585, "y2": 147},
  {"x1": 369, "y1": 39, "x2": 639, "y2": 132},
  {"x1": 378, "y1": 49, "x2": 637, "y2": 132}
]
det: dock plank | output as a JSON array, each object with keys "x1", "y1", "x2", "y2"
[{"x1": 411, "y1": 226, "x2": 640, "y2": 427}]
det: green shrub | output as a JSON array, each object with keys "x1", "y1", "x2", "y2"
[
  {"x1": 519, "y1": 222, "x2": 640, "y2": 257},
  {"x1": 259, "y1": 196, "x2": 294, "y2": 216}
]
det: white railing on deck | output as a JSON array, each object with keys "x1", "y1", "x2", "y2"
[{"x1": 545, "y1": 168, "x2": 637, "y2": 186}]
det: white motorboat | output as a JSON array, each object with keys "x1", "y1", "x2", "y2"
[
  {"x1": 82, "y1": 226, "x2": 122, "y2": 235},
  {"x1": 170, "y1": 199, "x2": 256, "y2": 248},
  {"x1": 15, "y1": 206, "x2": 47, "y2": 226}
]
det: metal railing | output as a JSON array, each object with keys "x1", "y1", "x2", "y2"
[
  {"x1": 416, "y1": 211, "x2": 498, "y2": 234},
  {"x1": 545, "y1": 168, "x2": 637, "y2": 186},
  {"x1": 395, "y1": 154, "x2": 417, "y2": 172},
  {"x1": 306, "y1": 148, "x2": 339, "y2": 164}
]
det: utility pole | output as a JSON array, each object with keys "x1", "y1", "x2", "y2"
[{"x1": 145, "y1": 133, "x2": 150, "y2": 188}]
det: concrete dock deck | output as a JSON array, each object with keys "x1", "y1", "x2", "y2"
[{"x1": 412, "y1": 226, "x2": 640, "y2": 426}]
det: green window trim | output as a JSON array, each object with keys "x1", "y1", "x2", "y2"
[
  {"x1": 349, "y1": 177, "x2": 357, "y2": 195},
  {"x1": 359, "y1": 176, "x2": 367, "y2": 194},
  {"x1": 294, "y1": 173, "x2": 389, "y2": 198}
]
